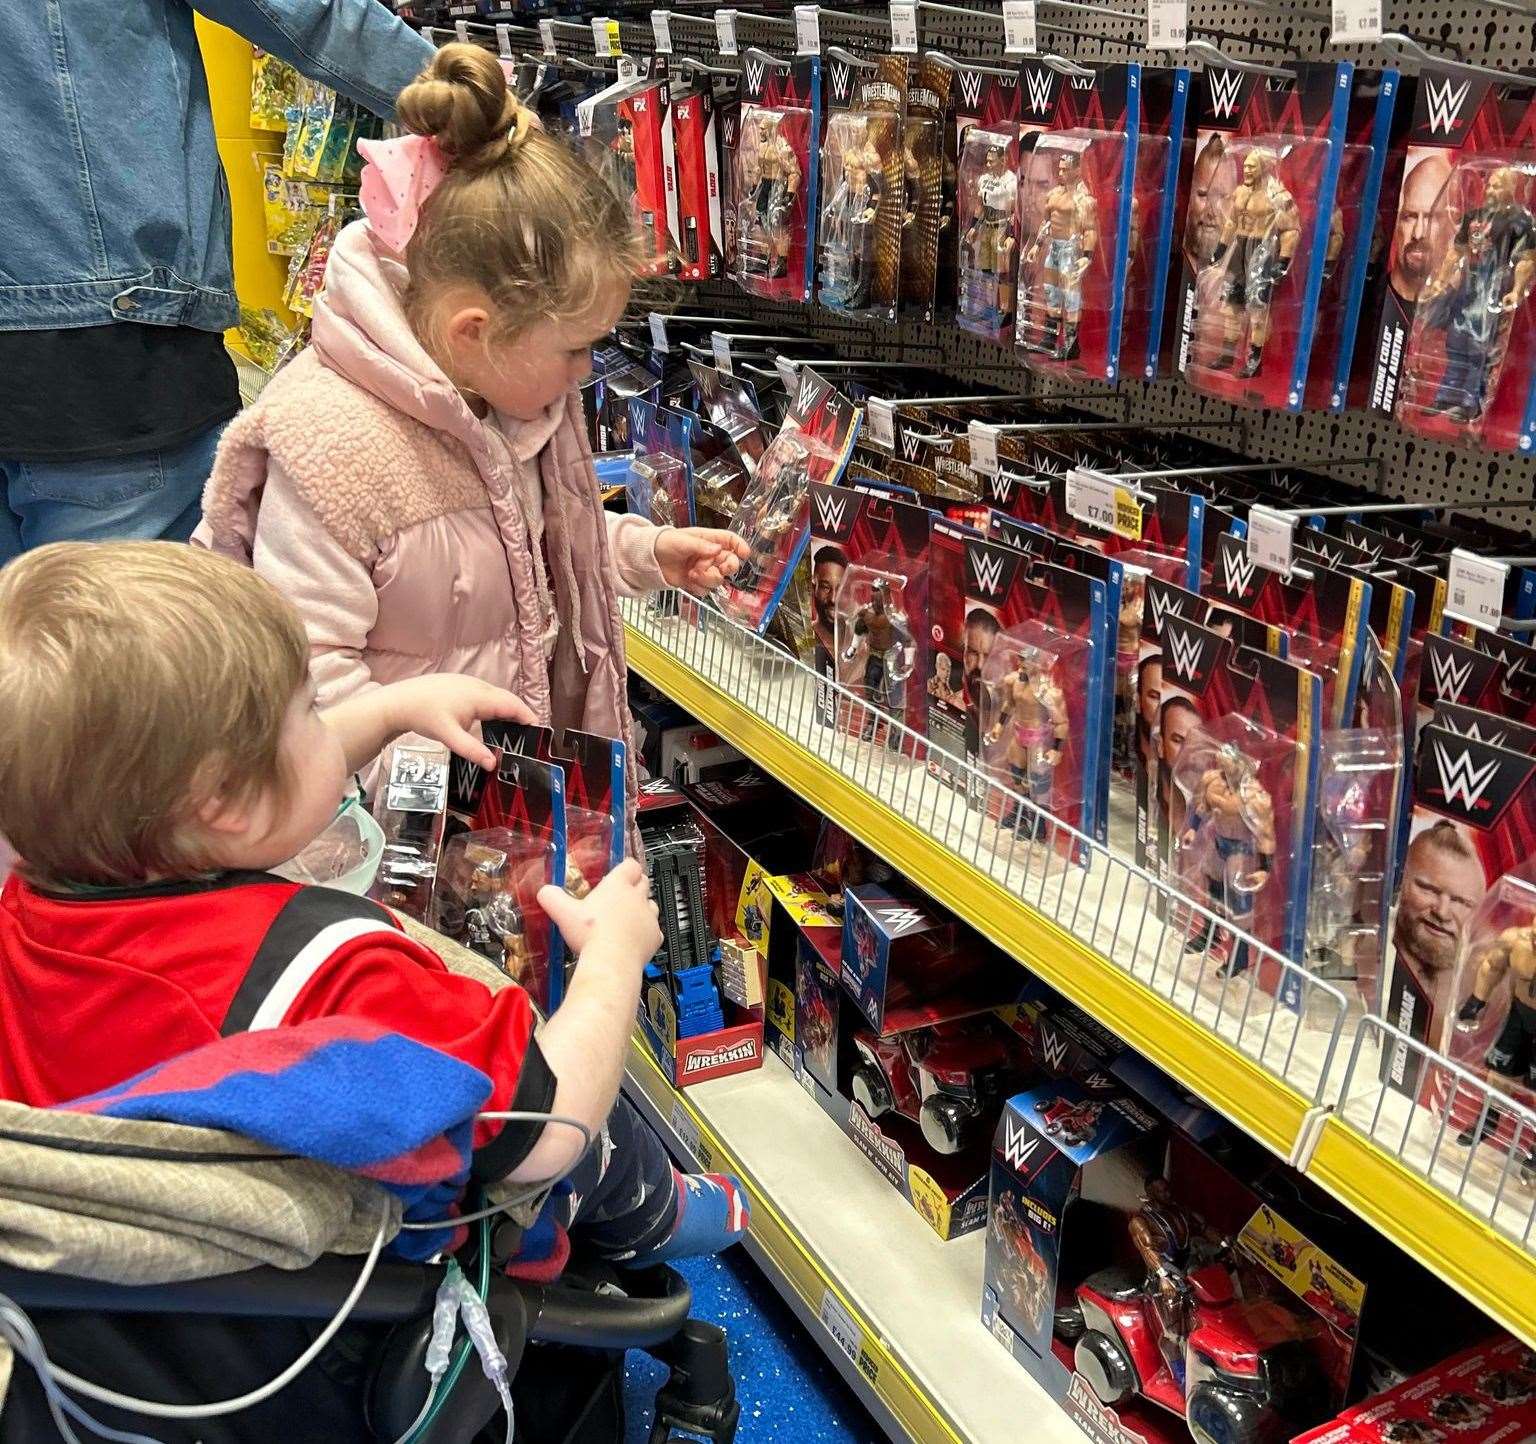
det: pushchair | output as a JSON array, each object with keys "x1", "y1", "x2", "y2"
[{"x1": 0, "y1": 933, "x2": 740, "y2": 1443}]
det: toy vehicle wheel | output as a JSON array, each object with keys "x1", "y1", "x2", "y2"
[
  {"x1": 851, "y1": 1059, "x2": 894, "y2": 1119},
  {"x1": 1073, "y1": 1329, "x2": 1137, "y2": 1407},
  {"x1": 919, "y1": 1093, "x2": 975, "y2": 1155},
  {"x1": 1052, "y1": 1300, "x2": 1086, "y2": 1342},
  {"x1": 1187, "y1": 1382, "x2": 1271, "y2": 1444}
]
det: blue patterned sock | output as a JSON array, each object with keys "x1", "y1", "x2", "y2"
[{"x1": 624, "y1": 1170, "x2": 749, "y2": 1267}]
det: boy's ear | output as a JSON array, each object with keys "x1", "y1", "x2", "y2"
[{"x1": 195, "y1": 790, "x2": 254, "y2": 839}]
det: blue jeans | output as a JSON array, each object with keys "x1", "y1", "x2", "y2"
[{"x1": 0, "y1": 421, "x2": 223, "y2": 566}]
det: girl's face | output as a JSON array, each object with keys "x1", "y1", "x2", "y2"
[{"x1": 441, "y1": 280, "x2": 631, "y2": 422}]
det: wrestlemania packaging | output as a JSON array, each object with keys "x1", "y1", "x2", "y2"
[
  {"x1": 901, "y1": 56, "x2": 952, "y2": 320},
  {"x1": 734, "y1": 49, "x2": 822, "y2": 301},
  {"x1": 717, "y1": 368, "x2": 861, "y2": 635},
  {"x1": 817, "y1": 54, "x2": 908, "y2": 321},
  {"x1": 953, "y1": 65, "x2": 1024, "y2": 343},
  {"x1": 1175, "y1": 62, "x2": 1353, "y2": 410},
  {"x1": 1370, "y1": 66, "x2": 1536, "y2": 451},
  {"x1": 1013, "y1": 61, "x2": 1141, "y2": 383}
]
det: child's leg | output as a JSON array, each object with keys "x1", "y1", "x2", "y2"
[{"x1": 537, "y1": 1096, "x2": 749, "y2": 1270}]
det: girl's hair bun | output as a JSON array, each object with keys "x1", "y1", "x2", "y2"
[{"x1": 396, "y1": 42, "x2": 527, "y2": 170}]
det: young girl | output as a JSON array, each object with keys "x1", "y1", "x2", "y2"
[{"x1": 196, "y1": 44, "x2": 745, "y2": 795}]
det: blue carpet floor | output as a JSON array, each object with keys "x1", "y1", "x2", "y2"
[{"x1": 623, "y1": 1249, "x2": 882, "y2": 1442}]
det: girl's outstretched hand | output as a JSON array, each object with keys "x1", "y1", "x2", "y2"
[{"x1": 655, "y1": 527, "x2": 751, "y2": 594}]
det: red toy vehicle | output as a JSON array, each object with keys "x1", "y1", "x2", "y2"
[
  {"x1": 1034, "y1": 1095, "x2": 1106, "y2": 1146},
  {"x1": 1057, "y1": 1250, "x2": 1326, "y2": 1444},
  {"x1": 849, "y1": 1015, "x2": 1031, "y2": 1154}
]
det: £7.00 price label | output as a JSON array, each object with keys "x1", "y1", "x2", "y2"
[
  {"x1": 866, "y1": 397, "x2": 897, "y2": 450},
  {"x1": 670, "y1": 1101, "x2": 703, "y2": 1163},
  {"x1": 968, "y1": 420, "x2": 1000, "y2": 476},
  {"x1": 1447, "y1": 549, "x2": 1509, "y2": 627},
  {"x1": 819, "y1": 1289, "x2": 863, "y2": 1365},
  {"x1": 1066, "y1": 467, "x2": 1143, "y2": 541},
  {"x1": 1247, "y1": 504, "x2": 1295, "y2": 578},
  {"x1": 1330, "y1": 0, "x2": 1382, "y2": 43}
]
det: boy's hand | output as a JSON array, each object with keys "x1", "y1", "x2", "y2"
[
  {"x1": 655, "y1": 528, "x2": 751, "y2": 595},
  {"x1": 539, "y1": 859, "x2": 660, "y2": 965},
  {"x1": 381, "y1": 674, "x2": 536, "y2": 769}
]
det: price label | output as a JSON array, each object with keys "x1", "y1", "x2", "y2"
[
  {"x1": 1066, "y1": 466, "x2": 1144, "y2": 541},
  {"x1": 538, "y1": 18, "x2": 556, "y2": 54},
  {"x1": 711, "y1": 332, "x2": 734, "y2": 375},
  {"x1": 968, "y1": 421, "x2": 1000, "y2": 476},
  {"x1": 1145, "y1": 0, "x2": 1187, "y2": 50},
  {"x1": 795, "y1": 4, "x2": 821, "y2": 54},
  {"x1": 494, "y1": 23, "x2": 513, "y2": 57},
  {"x1": 1003, "y1": 0, "x2": 1038, "y2": 54},
  {"x1": 454, "y1": 18, "x2": 470, "y2": 42},
  {"x1": 798, "y1": 1063, "x2": 817, "y2": 1097},
  {"x1": 890, "y1": 0, "x2": 918, "y2": 52},
  {"x1": 1447, "y1": 549, "x2": 1510, "y2": 627},
  {"x1": 717, "y1": 9, "x2": 739, "y2": 55},
  {"x1": 819, "y1": 1289, "x2": 863, "y2": 1364},
  {"x1": 866, "y1": 397, "x2": 897, "y2": 450},
  {"x1": 649, "y1": 313, "x2": 669, "y2": 352},
  {"x1": 775, "y1": 355, "x2": 799, "y2": 390},
  {"x1": 591, "y1": 16, "x2": 621, "y2": 57},
  {"x1": 1247, "y1": 505, "x2": 1296, "y2": 578},
  {"x1": 652, "y1": 10, "x2": 674, "y2": 53},
  {"x1": 670, "y1": 1101, "x2": 702, "y2": 1162},
  {"x1": 1330, "y1": 0, "x2": 1382, "y2": 43},
  {"x1": 421, "y1": 25, "x2": 440, "y2": 47}
]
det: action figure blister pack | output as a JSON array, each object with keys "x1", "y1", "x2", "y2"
[
  {"x1": 734, "y1": 51, "x2": 821, "y2": 301},
  {"x1": 688, "y1": 360, "x2": 771, "y2": 479},
  {"x1": 956, "y1": 123, "x2": 1022, "y2": 343},
  {"x1": 1369, "y1": 66, "x2": 1536, "y2": 450},
  {"x1": 1175, "y1": 63, "x2": 1353, "y2": 410},
  {"x1": 942, "y1": 64, "x2": 1020, "y2": 329},
  {"x1": 581, "y1": 76, "x2": 675, "y2": 278},
  {"x1": 1013, "y1": 63, "x2": 1141, "y2": 382},
  {"x1": 368, "y1": 738, "x2": 451, "y2": 922},
  {"x1": 626, "y1": 398, "x2": 696, "y2": 530},
  {"x1": 1122, "y1": 68, "x2": 1190, "y2": 380},
  {"x1": 717, "y1": 369, "x2": 861, "y2": 636},
  {"x1": 817, "y1": 55, "x2": 907, "y2": 320},
  {"x1": 900, "y1": 57, "x2": 952, "y2": 320},
  {"x1": 671, "y1": 80, "x2": 726, "y2": 282},
  {"x1": 963, "y1": 539, "x2": 1111, "y2": 850},
  {"x1": 589, "y1": 343, "x2": 660, "y2": 452}
]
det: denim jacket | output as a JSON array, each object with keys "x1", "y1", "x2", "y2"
[{"x1": 0, "y1": 1, "x2": 432, "y2": 333}]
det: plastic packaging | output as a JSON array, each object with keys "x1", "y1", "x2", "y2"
[
  {"x1": 833, "y1": 565, "x2": 918, "y2": 736},
  {"x1": 735, "y1": 103, "x2": 811, "y2": 299},
  {"x1": 818, "y1": 111, "x2": 886, "y2": 314},
  {"x1": 368, "y1": 740, "x2": 451, "y2": 921},
  {"x1": 956, "y1": 124, "x2": 1021, "y2": 342},
  {"x1": 276, "y1": 798, "x2": 385, "y2": 896}
]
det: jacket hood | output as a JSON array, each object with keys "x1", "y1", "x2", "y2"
[{"x1": 312, "y1": 221, "x2": 562, "y2": 464}]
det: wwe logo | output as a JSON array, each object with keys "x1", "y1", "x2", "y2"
[
  {"x1": 1450, "y1": 717, "x2": 1509, "y2": 748},
  {"x1": 452, "y1": 754, "x2": 481, "y2": 797},
  {"x1": 745, "y1": 57, "x2": 765, "y2": 93},
  {"x1": 1208, "y1": 68, "x2": 1244, "y2": 120},
  {"x1": 987, "y1": 474, "x2": 1012, "y2": 503},
  {"x1": 1083, "y1": 1072, "x2": 1112, "y2": 1091},
  {"x1": 1148, "y1": 587, "x2": 1184, "y2": 632},
  {"x1": 797, "y1": 375, "x2": 819, "y2": 416},
  {"x1": 970, "y1": 548, "x2": 1007, "y2": 597},
  {"x1": 830, "y1": 60, "x2": 851, "y2": 100},
  {"x1": 1039, "y1": 1029, "x2": 1069, "y2": 1071},
  {"x1": 1425, "y1": 76, "x2": 1471, "y2": 136},
  {"x1": 957, "y1": 68, "x2": 983, "y2": 109},
  {"x1": 879, "y1": 906, "x2": 927, "y2": 936},
  {"x1": 1221, "y1": 545, "x2": 1257, "y2": 597},
  {"x1": 1429, "y1": 647, "x2": 1473, "y2": 702},
  {"x1": 1004, "y1": 1117, "x2": 1040, "y2": 1171},
  {"x1": 1166, "y1": 626, "x2": 1206, "y2": 680},
  {"x1": 813, "y1": 491, "x2": 848, "y2": 533},
  {"x1": 1024, "y1": 67, "x2": 1053, "y2": 115},
  {"x1": 1432, "y1": 740, "x2": 1501, "y2": 811},
  {"x1": 899, "y1": 427, "x2": 922, "y2": 461}
]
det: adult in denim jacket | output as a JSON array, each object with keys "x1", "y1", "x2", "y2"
[{"x1": 0, "y1": 3, "x2": 431, "y2": 563}]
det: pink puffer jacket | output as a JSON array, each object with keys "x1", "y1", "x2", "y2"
[{"x1": 195, "y1": 221, "x2": 663, "y2": 810}]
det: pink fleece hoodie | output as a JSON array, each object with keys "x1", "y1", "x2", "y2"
[{"x1": 196, "y1": 221, "x2": 663, "y2": 801}]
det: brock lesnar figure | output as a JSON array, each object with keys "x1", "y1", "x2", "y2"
[
  {"x1": 743, "y1": 112, "x2": 803, "y2": 280},
  {"x1": 1208, "y1": 148, "x2": 1300, "y2": 379},
  {"x1": 1455, "y1": 917, "x2": 1536, "y2": 1184},
  {"x1": 1416, "y1": 164, "x2": 1536, "y2": 424}
]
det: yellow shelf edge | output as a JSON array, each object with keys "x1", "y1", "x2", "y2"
[
  {"x1": 626, "y1": 1038, "x2": 964, "y2": 1444},
  {"x1": 1308, "y1": 1118, "x2": 1536, "y2": 1350},
  {"x1": 626, "y1": 625, "x2": 1308, "y2": 1157}
]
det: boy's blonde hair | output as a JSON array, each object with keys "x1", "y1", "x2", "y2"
[
  {"x1": 0, "y1": 543, "x2": 308, "y2": 889},
  {"x1": 396, "y1": 44, "x2": 648, "y2": 350}
]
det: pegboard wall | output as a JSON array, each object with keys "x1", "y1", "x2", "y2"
[{"x1": 546, "y1": 1, "x2": 1536, "y2": 524}]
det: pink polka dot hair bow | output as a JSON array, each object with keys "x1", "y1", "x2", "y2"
[{"x1": 357, "y1": 135, "x2": 450, "y2": 255}]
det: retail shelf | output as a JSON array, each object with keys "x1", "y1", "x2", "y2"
[
  {"x1": 623, "y1": 1037, "x2": 1084, "y2": 1444},
  {"x1": 621, "y1": 594, "x2": 1536, "y2": 1351}
]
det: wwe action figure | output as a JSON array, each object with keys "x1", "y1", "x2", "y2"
[
  {"x1": 740, "y1": 111, "x2": 803, "y2": 280},
  {"x1": 960, "y1": 139, "x2": 1019, "y2": 330},
  {"x1": 725, "y1": 435, "x2": 812, "y2": 598},
  {"x1": 1024, "y1": 150, "x2": 1098, "y2": 360},
  {"x1": 608, "y1": 116, "x2": 637, "y2": 199},
  {"x1": 1113, "y1": 573, "x2": 1146, "y2": 772},
  {"x1": 1179, "y1": 743, "x2": 1276, "y2": 979},
  {"x1": 1455, "y1": 917, "x2": 1536, "y2": 1184},
  {"x1": 1415, "y1": 164, "x2": 1536, "y2": 424},
  {"x1": 821, "y1": 127, "x2": 883, "y2": 308},
  {"x1": 1127, "y1": 1177, "x2": 1226, "y2": 1381},
  {"x1": 1207, "y1": 148, "x2": 1300, "y2": 379},
  {"x1": 984, "y1": 647, "x2": 1070, "y2": 833},
  {"x1": 841, "y1": 576, "x2": 914, "y2": 713}
]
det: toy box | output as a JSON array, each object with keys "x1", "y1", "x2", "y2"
[
  {"x1": 841, "y1": 882, "x2": 966, "y2": 1034},
  {"x1": 901, "y1": 56, "x2": 953, "y2": 320},
  {"x1": 983, "y1": 1088, "x2": 1363, "y2": 1444},
  {"x1": 948, "y1": 63, "x2": 1023, "y2": 339},
  {"x1": 1124, "y1": 68, "x2": 1191, "y2": 381}
]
